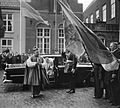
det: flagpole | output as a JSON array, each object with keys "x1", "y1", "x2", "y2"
[
  {"x1": 54, "y1": 0, "x2": 57, "y2": 51},
  {"x1": 20, "y1": 0, "x2": 22, "y2": 54},
  {"x1": 62, "y1": 11, "x2": 66, "y2": 52}
]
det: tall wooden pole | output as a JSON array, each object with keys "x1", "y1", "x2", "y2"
[{"x1": 54, "y1": 0, "x2": 57, "y2": 51}]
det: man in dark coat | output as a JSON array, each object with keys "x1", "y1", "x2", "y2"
[
  {"x1": 64, "y1": 50, "x2": 77, "y2": 94},
  {"x1": 93, "y1": 64, "x2": 104, "y2": 98},
  {"x1": 109, "y1": 42, "x2": 120, "y2": 106}
]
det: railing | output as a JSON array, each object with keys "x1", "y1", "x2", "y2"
[{"x1": 85, "y1": 23, "x2": 119, "y2": 31}]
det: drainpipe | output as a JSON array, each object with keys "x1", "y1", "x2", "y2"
[{"x1": 118, "y1": 0, "x2": 120, "y2": 42}]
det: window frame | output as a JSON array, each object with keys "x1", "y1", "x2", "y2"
[
  {"x1": 1, "y1": 39, "x2": 13, "y2": 52},
  {"x1": 2, "y1": 13, "x2": 13, "y2": 32},
  {"x1": 85, "y1": 17, "x2": 89, "y2": 23},
  {"x1": 102, "y1": 4, "x2": 106, "y2": 22},
  {"x1": 36, "y1": 27, "x2": 51, "y2": 54},
  {"x1": 58, "y1": 27, "x2": 65, "y2": 53},
  {"x1": 111, "y1": 0, "x2": 115, "y2": 19},
  {"x1": 90, "y1": 14, "x2": 93, "y2": 23},
  {"x1": 96, "y1": 9, "x2": 99, "y2": 19}
]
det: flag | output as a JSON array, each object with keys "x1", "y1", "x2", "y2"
[
  {"x1": 20, "y1": 0, "x2": 48, "y2": 25},
  {"x1": 0, "y1": 6, "x2": 5, "y2": 38},
  {"x1": 58, "y1": 0, "x2": 119, "y2": 71},
  {"x1": 63, "y1": 15, "x2": 85, "y2": 58}
]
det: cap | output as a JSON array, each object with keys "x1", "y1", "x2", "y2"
[{"x1": 33, "y1": 46, "x2": 38, "y2": 51}]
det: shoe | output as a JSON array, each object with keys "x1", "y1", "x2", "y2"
[
  {"x1": 31, "y1": 95, "x2": 35, "y2": 98},
  {"x1": 69, "y1": 89, "x2": 75, "y2": 94},
  {"x1": 66, "y1": 89, "x2": 72, "y2": 93}
]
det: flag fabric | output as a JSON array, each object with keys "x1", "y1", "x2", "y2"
[
  {"x1": 0, "y1": 6, "x2": 5, "y2": 38},
  {"x1": 58, "y1": 0, "x2": 119, "y2": 71},
  {"x1": 20, "y1": 0, "x2": 48, "y2": 25},
  {"x1": 63, "y1": 15, "x2": 85, "y2": 58}
]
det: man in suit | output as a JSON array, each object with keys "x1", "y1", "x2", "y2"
[
  {"x1": 65, "y1": 50, "x2": 77, "y2": 94},
  {"x1": 109, "y1": 42, "x2": 120, "y2": 106}
]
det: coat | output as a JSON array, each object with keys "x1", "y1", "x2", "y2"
[{"x1": 24, "y1": 55, "x2": 49, "y2": 86}]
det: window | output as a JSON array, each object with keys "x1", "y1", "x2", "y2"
[
  {"x1": 90, "y1": 14, "x2": 93, "y2": 23},
  {"x1": 58, "y1": 28, "x2": 65, "y2": 53},
  {"x1": 111, "y1": 0, "x2": 115, "y2": 19},
  {"x1": 96, "y1": 10, "x2": 99, "y2": 19},
  {"x1": 2, "y1": 14, "x2": 13, "y2": 32},
  {"x1": 1, "y1": 39, "x2": 13, "y2": 52},
  {"x1": 36, "y1": 28, "x2": 50, "y2": 54},
  {"x1": 85, "y1": 18, "x2": 88, "y2": 23},
  {"x1": 102, "y1": 4, "x2": 106, "y2": 22}
]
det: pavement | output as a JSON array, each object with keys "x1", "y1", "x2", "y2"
[{"x1": 0, "y1": 70, "x2": 118, "y2": 108}]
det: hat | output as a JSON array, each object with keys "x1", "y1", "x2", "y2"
[
  {"x1": 33, "y1": 46, "x2": 38, "y2": 51},
  {"x1": 3, "y1": 48, "x2": 10, "y2": 53}
]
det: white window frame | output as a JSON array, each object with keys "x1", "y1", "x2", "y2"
[
  {"x1": 85, "y1": 17, "x2": 88, "y2": 23},
  {"x1": 1, "y1": 39, "x2": 13, "y2": 52},
  {"x1": 36, "y1": 27, "x2": 51, "y2": 54},
  {"x1": 58, "y1": 28, "x2": 65, "y2": 53},
  {"x1": 96, "y1": 10, "x2": 99, "y2": 19},
  {"x1": 102, "y1": 4, "x2": 106, "y2": 22},
  {"x1": 90, "y1": 14, "x2": 93, "y2": 23},
  {"x1": 2, "y1": 13, "x2": 13, "y2": 32},
  {"x1": 111, "y1": 0, "x2": 115, "y2": 19}
]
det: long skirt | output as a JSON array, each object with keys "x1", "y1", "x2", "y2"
[{"x1": 24, "y1": 65, "x2": 49, "y2": 86}]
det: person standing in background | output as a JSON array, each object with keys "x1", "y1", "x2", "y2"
[
  {"x1": 64, "y1": 50, "x2": 77, "y2": 94},
  {"x1": 93, "y1": 63, "x2": 104, "y2": 99},
  {"x1": 109, "y1": 42, "x2": 120, "y2": 107}
]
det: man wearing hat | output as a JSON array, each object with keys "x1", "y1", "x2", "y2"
[
  {"x1": 24, "y1": 46, "x2": 49, "y2": 98},
  {"x1": 64, "y1": 50, "x2": 78, "y2": 94}
]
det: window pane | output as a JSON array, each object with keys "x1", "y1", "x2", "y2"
[
  {"x1": 111, "y1": 0, "x2": 115, "y2": 19},
  {"x1": 96, "y1": 10, "x2": 99, "y2": 18},
  {"x1": 44, "y1": 29, "x2": 49, "y2": 36},
  {"x1": 86, "y1": 18, "x2": 88, "y2": 23},
  {"x1": 8, "y1": 40, "x2": 12, "y2": 45},
  {"x1": 2, "y1": 14, "x2": 6, "y2": 19},
  {"x1": 102, "y1": 4, "x2": 106, "y2": 21},
  {"x1": 37, "y1": 29, "x2": 43, "y2": 36},
  {"x1": 8, "y1": 21, "x2": 12, "y2": 31},
  {"x1": 90, "y1": 14, "x2": 93, "y2": 23},
  {"x1": 8, "y1": 14, "x2": 12, "y2": 20},
  {"x1": 2, "y1": 40, "x2": 6, "y2": 45}
]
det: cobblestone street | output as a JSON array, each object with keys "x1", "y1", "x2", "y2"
[{"x1": 0, "y1": 70, "x2": 117, "y2": 108}]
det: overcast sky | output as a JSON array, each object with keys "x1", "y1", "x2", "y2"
[{"x1": 78, "y1": 0, "x2": 93, "y2": 11}]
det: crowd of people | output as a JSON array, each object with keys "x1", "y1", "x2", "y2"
[
  {"x1": 0, "y1": 49, "x2": 29, "y2": 70},
  {"x1": 93, "y1": 42, "x2": 120, "y2": 108}
]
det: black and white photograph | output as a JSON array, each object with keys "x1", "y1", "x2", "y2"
[{"x1": 0, "y1": 0, "x2": 120, "y2": 108}]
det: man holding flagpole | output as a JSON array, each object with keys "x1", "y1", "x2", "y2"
[{"x1": 58, "y1": 0, "x2": 120, "y2": 101}]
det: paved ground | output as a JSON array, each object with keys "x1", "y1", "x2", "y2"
[{"x1": 0, "y1": 70, "x2": 117, "y2": 108}]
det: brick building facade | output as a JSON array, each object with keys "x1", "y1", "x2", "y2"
[
  {"x1": 83, "y1": 0, "x2": 120, "y2": 47},
  {"x1": 0, "y1": 0, "x2": 83, "y2": 54}
]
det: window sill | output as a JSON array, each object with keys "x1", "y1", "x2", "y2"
[{"x1": 5, "y1": 31, "x2": 14, "y2": 34}]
